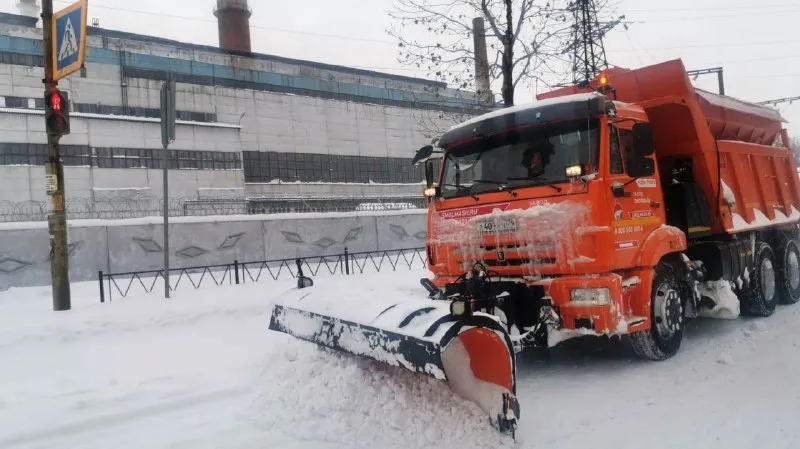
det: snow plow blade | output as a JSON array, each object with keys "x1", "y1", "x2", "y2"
[{"x1": 268, "y1": 285, "x2": 520, "y2": 434}]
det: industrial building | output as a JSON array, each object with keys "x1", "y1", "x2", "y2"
[{"x1": 0, "y1": 0, "x2": 484, "y2": 221}]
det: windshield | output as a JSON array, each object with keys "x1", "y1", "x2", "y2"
[{"x1": 439, "y1": 119, "x2": 599, "y2": 198}]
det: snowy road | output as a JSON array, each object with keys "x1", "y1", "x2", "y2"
[{"x1": 1, "y1": 269, "x2": 799, "y2": 449}]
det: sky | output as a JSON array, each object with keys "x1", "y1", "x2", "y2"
[{"x1": 4, "y1": 0, "x2": 799, "y2": 135}]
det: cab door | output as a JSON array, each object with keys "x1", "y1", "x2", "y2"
[{"x1": 604, "y1": 123, "x2": 664, "y2": 269}]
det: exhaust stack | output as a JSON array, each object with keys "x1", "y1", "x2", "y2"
[{"x1": 214, "y1": 0, "x2": 252, "y2": 53}]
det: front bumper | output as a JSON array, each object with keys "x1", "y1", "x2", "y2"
[{"x1": 435, "y1": 271, "x2": 651, "y2": 342}]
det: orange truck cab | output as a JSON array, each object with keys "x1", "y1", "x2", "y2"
[{"x1": 413, "y1": 59, "x2": 800, "y2": 359}]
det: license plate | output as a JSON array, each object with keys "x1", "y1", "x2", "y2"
[{"x1": 476, "y1": 218, "x2": 518, "y2": 234}]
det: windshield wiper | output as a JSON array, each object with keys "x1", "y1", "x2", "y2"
[
  {"x1": 472, "y1": 179, "x2": 518, "y2": 197},
  {"x1": 439, "y1": 183, "x2": 481, "y2": 201},
  {"x1": 507, "y1": 177, "x2": 563, "y2": 192}
]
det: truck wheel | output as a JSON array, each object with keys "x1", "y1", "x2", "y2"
[
  {"x1": 630, "y1": 261, "x2": 685, "y2": 361},
  {"x1": 740, "y1": 242, "x2": 779, "y2": 316},
  {"x1": 776, "y1": 238, "x2": 800, "y2": 305}
]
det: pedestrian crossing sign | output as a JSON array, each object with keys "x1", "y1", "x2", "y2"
[{"x1": 52, "y1": 0, "x2": 88, "y2": 81}]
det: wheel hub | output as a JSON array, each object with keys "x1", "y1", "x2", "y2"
[
  {"x1": 761, "y1": 257, "x2": 776, "y2": 302},
  {"x1": 787, "y1": 251, "x2": 800, "y2": 290},
  {"x1": 654, "y1": 284, "x2": 682, "y2": 339}
]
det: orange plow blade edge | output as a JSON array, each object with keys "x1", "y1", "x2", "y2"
[{"x1": 268, "y1": 285, "x2": 520, "y2": 434}]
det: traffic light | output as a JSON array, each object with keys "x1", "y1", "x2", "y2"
[{"x1": 44, "y1": 88, "x2": 70, "y2": 136}]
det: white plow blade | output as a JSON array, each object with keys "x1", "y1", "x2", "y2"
[{"x1": 268, "y1": 285, "x2": 520, "y2": 433}]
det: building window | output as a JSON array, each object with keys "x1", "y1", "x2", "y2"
[
  {"x1": 241, "y1": 150, "x2": 426, "y2": 184},
  {"x1": 0, "y1": 143, "x2": 240, "y2": 171}
]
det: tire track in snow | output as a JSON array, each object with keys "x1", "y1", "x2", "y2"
[{"x1": 0, "y1": 387, "x2": 251, "y2": 448}]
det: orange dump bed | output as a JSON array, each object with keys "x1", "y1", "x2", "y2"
[{"x1": 538, "y1": 59, "x2": 800, "y2": 235}]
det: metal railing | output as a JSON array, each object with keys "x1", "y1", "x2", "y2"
[
  {"x1": 98, "y1": 247, "x2": 428, "y2": 301},
  {"x1": 0, "y1": 195, "x2": 426, "y2": 222}
]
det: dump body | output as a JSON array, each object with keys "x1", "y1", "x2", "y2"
[{"x1": 537, "y1": 59, "x2": 800, "y2": 236}]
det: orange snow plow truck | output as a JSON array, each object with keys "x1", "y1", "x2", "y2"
[{"x1": 268, "y1": 59, "x2": 800, "y2": 435}]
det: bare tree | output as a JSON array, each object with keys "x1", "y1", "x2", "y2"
[
  {"x1": 389, "y1": 0, "x2": 622, "y2": 106},
  {"x1": 388, "y1": 0, "x2": 624, "y2": 138}
]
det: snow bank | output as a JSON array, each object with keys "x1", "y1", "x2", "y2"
[{"x1": 253, "y1": 343, "x2": 513, "y2": 449}]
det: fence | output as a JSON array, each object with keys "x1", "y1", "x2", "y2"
[
  {"x1": 0, "y1": 195, "x2": 426, "y2": 222},
  {"x1": 98, "y1": 247, "x2": 428, "y2": 302}
]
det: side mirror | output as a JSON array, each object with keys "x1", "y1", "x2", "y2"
[
  {"x1": 424, "y1": 161, "x2": 434, "y2": 188},
  {"x1": 412, "y1": 145, "x2": 434, "y2": 166},
  {"x1": 632, "y1": 123, "x2": 654, "y2": 156}
]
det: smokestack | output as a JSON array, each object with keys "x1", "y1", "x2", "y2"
[
  {"x1": 472, "y1": 17, "x2": 492, "y2": 103},
  {"x1": 214, "y1": 0, "x2": 252, "y2": 53}
]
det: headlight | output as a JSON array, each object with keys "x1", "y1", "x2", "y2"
[
  {"x1": 450, "y1": 301, "x2": 467, "y2": 316},
  {"x1": 423, "y1": 187, "x2": 437, "y2": 198},
  {"x1": 570, "y1": 288, "x2": 611, "y2": 306}
]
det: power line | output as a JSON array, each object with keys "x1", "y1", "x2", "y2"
[
  {"x1": 54, "y1": 0, "x2": 392, "y2": 44},
  {"x1": 630, "y1": 8, "x2": 800, "y2": 23},
  {"x1": 49, "y1": 0, "x2": 800, "y2": 83},
  {"x1": 626, "y1": 3, "x2": 798, "y2": 12},
  {"x1": 59, "y1": 0, "x2": 800, "y2": 50}
]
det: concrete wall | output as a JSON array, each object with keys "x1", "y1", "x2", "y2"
[{"x1": 0, "y1": 211, "x2": 428, "y2": 291}]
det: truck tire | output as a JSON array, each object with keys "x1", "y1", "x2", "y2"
[
  {"x1": 776, "y1": 238, "x2": 800, "y2": 305},
  {"x1": 740, "y1": 242, "x2": 779, "y2": 316},
  {"x1": 630, "y1": 261, "x2": 685, "y2": 361}
]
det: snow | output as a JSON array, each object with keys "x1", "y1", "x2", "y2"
[
  {"x1": 696, "y1": 88, "x2": 787, "y2": 124},
  {"x1": 721, "y1": 179, "x2": 736, "y2": 206},
  {"x1": 0, "y1": 208, "x2": 428, "y2": 230},
  {"x1": 622, "y1": 276, "x2": 641, "y2": 288},
  {"x1": 696, "y1": 280, "x2": 741, "y2": 319},
  {"x1": 446, "y1": 92, "x2": 605, "y2": 134},
  {"x1": 6, "y1": 268, "x2": 800, "y2": 448},
  {"x1": 432, "y1": 201, "x2": 590, "y2": 276},
  {"x1": 730, "y1": 206, "x2": 800, "y2": 232}
]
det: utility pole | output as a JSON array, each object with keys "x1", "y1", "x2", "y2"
[
  {"x1": 41, "y1": 0, "x2": 71, "y2": 311},
  {"x1": 160, "y1": 78, "x2": 176, "y2": 299},
  {"x1": 687, "y1": 67, "x2": 725, "y2": 96}
]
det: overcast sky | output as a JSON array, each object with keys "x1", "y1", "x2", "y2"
[{"x1": 5, "y1": 0, "x2": 799, "y2": 135}]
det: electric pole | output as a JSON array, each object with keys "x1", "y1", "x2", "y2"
[
  {"x1": 41, "y1": 0, "x2": 71, "y2": 312},
  {"x1": 687, "y1": 67, "x2": 725, "y2": 96}
]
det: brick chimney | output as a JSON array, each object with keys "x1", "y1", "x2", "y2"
[{"x1": 214, "y1": 0, "x2": 252, "y2": 53}]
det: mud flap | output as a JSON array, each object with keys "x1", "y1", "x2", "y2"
[{"x1": 268, "y1": 287, "x2": 519, "y2": 434}]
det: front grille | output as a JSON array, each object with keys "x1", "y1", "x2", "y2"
[{"x1": 483, "y1": 257, "x2": 557, "y2": 267}]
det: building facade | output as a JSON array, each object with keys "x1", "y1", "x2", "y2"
[{"x1": 0, "y1": 8, "x2": 483, "y2": 221}]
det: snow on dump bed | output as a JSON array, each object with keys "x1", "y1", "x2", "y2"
[{"x1": 696, "y1": 88, "x2": 786, "y2": 123}]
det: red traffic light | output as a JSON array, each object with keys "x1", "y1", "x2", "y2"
[
  {"x1": 44, "y1": 89, "x2": 70, "y2": 136},
  {"x1": 50, "y1": 92, "x2": 62, "y2": 112}
]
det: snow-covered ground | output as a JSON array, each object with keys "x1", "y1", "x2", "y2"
[{"x1": 2, "y1": 269, "x2": 800, "y2": 449}]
